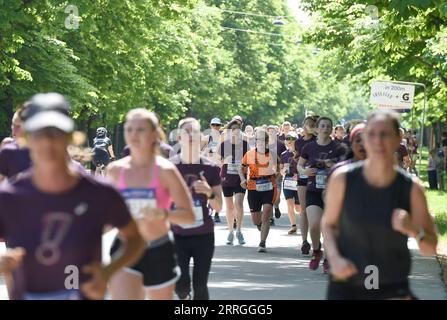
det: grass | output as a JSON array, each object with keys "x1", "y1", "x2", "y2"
[{"x1": 417, "y1": 148, "x2": 447, "y2": 252}]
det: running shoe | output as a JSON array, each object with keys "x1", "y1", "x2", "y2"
[
  {"x1": 257, "y1": 241, "x2": 267, "y2": 253},
  {"x1": 301, "y1": 240, "x2": 311, "y2": 255},
  {"x1": 270, "y1": 218, "x2": 275, "y2": 226},
  {"x1": 274, "y1": 206, "x2": 281, "y2": 219},
  {"x1": 288, "y1": 225, "x2": 297, "y2": 235},
  {"x1": 323, "y1": 258, "x2": 330, "y2": 274},
  {"x1": 214, "y1": 213, "x2": 221, "y2": 223},
  {"x1": 226, "y1": 231, "x2": 234, "y2": 245},
  {"x1": 256, "y1": 223, "x2": 262, "y2": 231},
  {"x1": 236, "y1": 230, "x2": 246, "y2": 245},
  {"x1": 309, "y1": 250, "x2": 323, "y2": 271}
]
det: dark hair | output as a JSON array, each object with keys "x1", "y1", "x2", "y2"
[
  {"x1": 302, "y1": 115, "x2": 318, "y2": 126},
  {"x1": 366, "y1": 109, "x2": 400, "y2": 136},
  {"x1": 225, "y1": 120, "x2": 241, "y2": 130},
  {"x1": 316, "y1": 117, "x2": 333, "y2": 128}
]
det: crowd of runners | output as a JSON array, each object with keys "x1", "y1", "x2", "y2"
[{"x1": 0, "y1": 92, "x2": 439, "y2": 300}]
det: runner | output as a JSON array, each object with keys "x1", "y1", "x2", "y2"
[
  {"x1": 92, "y1": 127, "x2": 116, "y2": 175},
  {"x1": 328, "y1": 123, "x2": 367, "y2": 176},
  {"x1": 107, "y1": 108, "x2": 195, "y2": 300},
  {"x1": 0, "y1": 92, "x2": 145, "y2": 300},
  {"x1": 396, "y1": 128, "x2": 411, "y2": 170},
  {"x1": 297, "y1": 116, "x2": 346, "y2": 272},
  {"x1": 334, "y1": 125, "x2": 345, "y2": 144},
  {"x1": 201, "y1": 118, "x2": 223, "y2": 223},
  {"x1": 267, "y1": 125, "x2": 286, "y2": 223},
  {"x1": 280, "y1": 132, "x2": 300, "y2": 234},
  {"x1": 244, "y1": 125, "x2": 256, "y2": 149},
  {"x1": 171, "y1": 117, "x2": 223, "y2": 300},
  {"x1": 278, "y1": 121, "x2": 292, "y2": 142},
  {"x1": 322, "y1": 109, "x2": 437, "y2": 299},
  {"x1": 240, "y1": 128, "x2": 279, "y2": 252},
  {"x1": 217, "y1": 120, "x2": 249, "y2": 245},
  {"x1": 0, "y1": 104, "x2": 32, "y2": 182},
  {"x1": 295, "y1": 115, "x2": 318, "y2": 255}
]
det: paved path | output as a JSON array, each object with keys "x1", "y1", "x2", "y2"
[{"x1": 1, "y1": 196, "x2": 445, "y2": 300}]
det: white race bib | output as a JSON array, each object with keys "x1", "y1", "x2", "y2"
[
  {"x1": 179, "y1": 199, "x2": 205, "y2": 229},
  {"x1": 256, "y1": 179, "x2": 273, "y2": 192},
  {"x1": 227, "y1": 162, "x2": 241, "y2": 175},
  {"x1": 315, "y1": 169, "x2": 328, "y2": 189},
  {"x1": 122, "y1": 189, "x2": 157, "y2": 219},
  {"x1": 284, "y1": 177, "x2": 297, "y2": 191},
  {"x1": 209, "y1": 141, "x2": 218, "y2": 153}
]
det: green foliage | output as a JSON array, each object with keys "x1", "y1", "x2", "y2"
[{"x1": 0, "y1": 0, "x2": 371, "y2": 138}]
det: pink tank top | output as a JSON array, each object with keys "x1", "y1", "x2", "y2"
[{"x1": 117, "y1": 158, "x2": 172, "y2": 211}]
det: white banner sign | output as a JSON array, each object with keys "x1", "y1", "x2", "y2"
[{"x1": 370, "y1": 82, "x2": 415, "y2": 109}]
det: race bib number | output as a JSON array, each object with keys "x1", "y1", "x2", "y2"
[
  {"x1": 284, "y1": 177, "x2": 297, "y2": 191},
  {"x1": 256, "y1": 178, "x2": 273, "y2": 192},
  {"x1": 209, "y1": 141, "x2": 218, "y2": 153},
  {"x1": 179, "y1": 199, "x2": 204, "y2": 229},
  {"x1": 315, "y1": 169, "x2": 328, "y2": 189},
  {"x1": 227, "y1": 162, "x2": 241, "y2": 175},
  {"x1": 24, "y1": 289, "x2": 81, "y2": 300},
  {"x1": 122, "y1": 188, "x2": 157, "y2": 219}
]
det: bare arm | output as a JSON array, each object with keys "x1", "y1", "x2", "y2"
[
  {"x1": 297, "y1": 157, "x2": 316, "y2": 176},
  {"x1": 392, "y1": 181, "x2": 437, "y2": 256},
  {"x1": 108, "y1": 145, "x2": 115, "y2": 159},
  {"x1": 322, "y1": 168, "x2": 358, "y2": 279}
]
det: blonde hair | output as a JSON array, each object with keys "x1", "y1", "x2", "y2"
[{"x1": 125, "y1": 108, "x2": 165, "y2": 154}]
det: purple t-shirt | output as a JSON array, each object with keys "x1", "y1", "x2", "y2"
[
  {"x1": 295, "y1": 135, "x2": 316, "y2": 156},
  {"x1": 280, "y1": 150, "x2": 299, "y2": 176},
  {"x1": 268, "y1": 139, "x2": 286, "y2": 162},
  {"x1": 218, "y1": 140, "x2": 248, "y2": 187},
  {"x1": 0, "y1": 146, "x2": 31, "y2": 179},
  {"x1": 170, "y1": 155, "x2": 221, "y2": 236},
  {"x1": 300, "y1": 140, "x2": 346, "y2": 193},
  {"x1": 0, "y1": 172, "x2": 131, "y2": 299}
]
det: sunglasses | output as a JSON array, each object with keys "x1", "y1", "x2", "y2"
[{"x1": 285, "y1": 137, "x2": 297, "y2": 141}]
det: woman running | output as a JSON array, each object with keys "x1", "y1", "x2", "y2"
[
  {"x1": 298, "y1": 117, "x2": 346, "y2": 273},
  {"x1": 295, "y1": 116, "x2": 318, "y2": 254},
  {"x1": 322, "y1": 110, "x2": 437, "y2": 299},
  {"x1": 240, "y1": 128, "x2": 279, "y2": 253},
  {"x1": 218, "y1": 120, "x2": 249, "y2": 245},
  {"x1": 107, "y1": 109, "x2": 195, "y2": 300},
  {"x1": 0, "y1": 93, "x2": 145, "y2": 300},
  {"x1": 171, "y1": 117, "x2": 223, "y2": 300},
  {"x1": 280, "y1": 132, "x2": 300, "y2": 234}
]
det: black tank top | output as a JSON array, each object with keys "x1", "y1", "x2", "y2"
[{"x1": 336, "y1": 161, "x2": 413, "y2": 286}]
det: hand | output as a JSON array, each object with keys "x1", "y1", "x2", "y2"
[
  {"x1": 110, "y1": 157, "x2": 116, "y2": 161},
  {"x1": 392, "y1": 209, "x2": 416, "y2": 237},
  {"x1": 324, "y1": 160, "x2": 334, "y2": 168},
  {"x1": 193, "y1": 175, "x2": 213, "y2": 198},
  {"x1": 0, "y1": 247, "x2": 26, "y2": 274},
  {"x1": 240, "y1": 179, "x2": 248, "y2": 189},
  {"x1": 330, "y1": 256, "x2": 358, "y2": 281},
  {"x1": 305, "y1": 168, "x2": 317, "y2": 176},
  {"x1": 81, "y1": 263, "x2": 108, "y2": 300}
]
